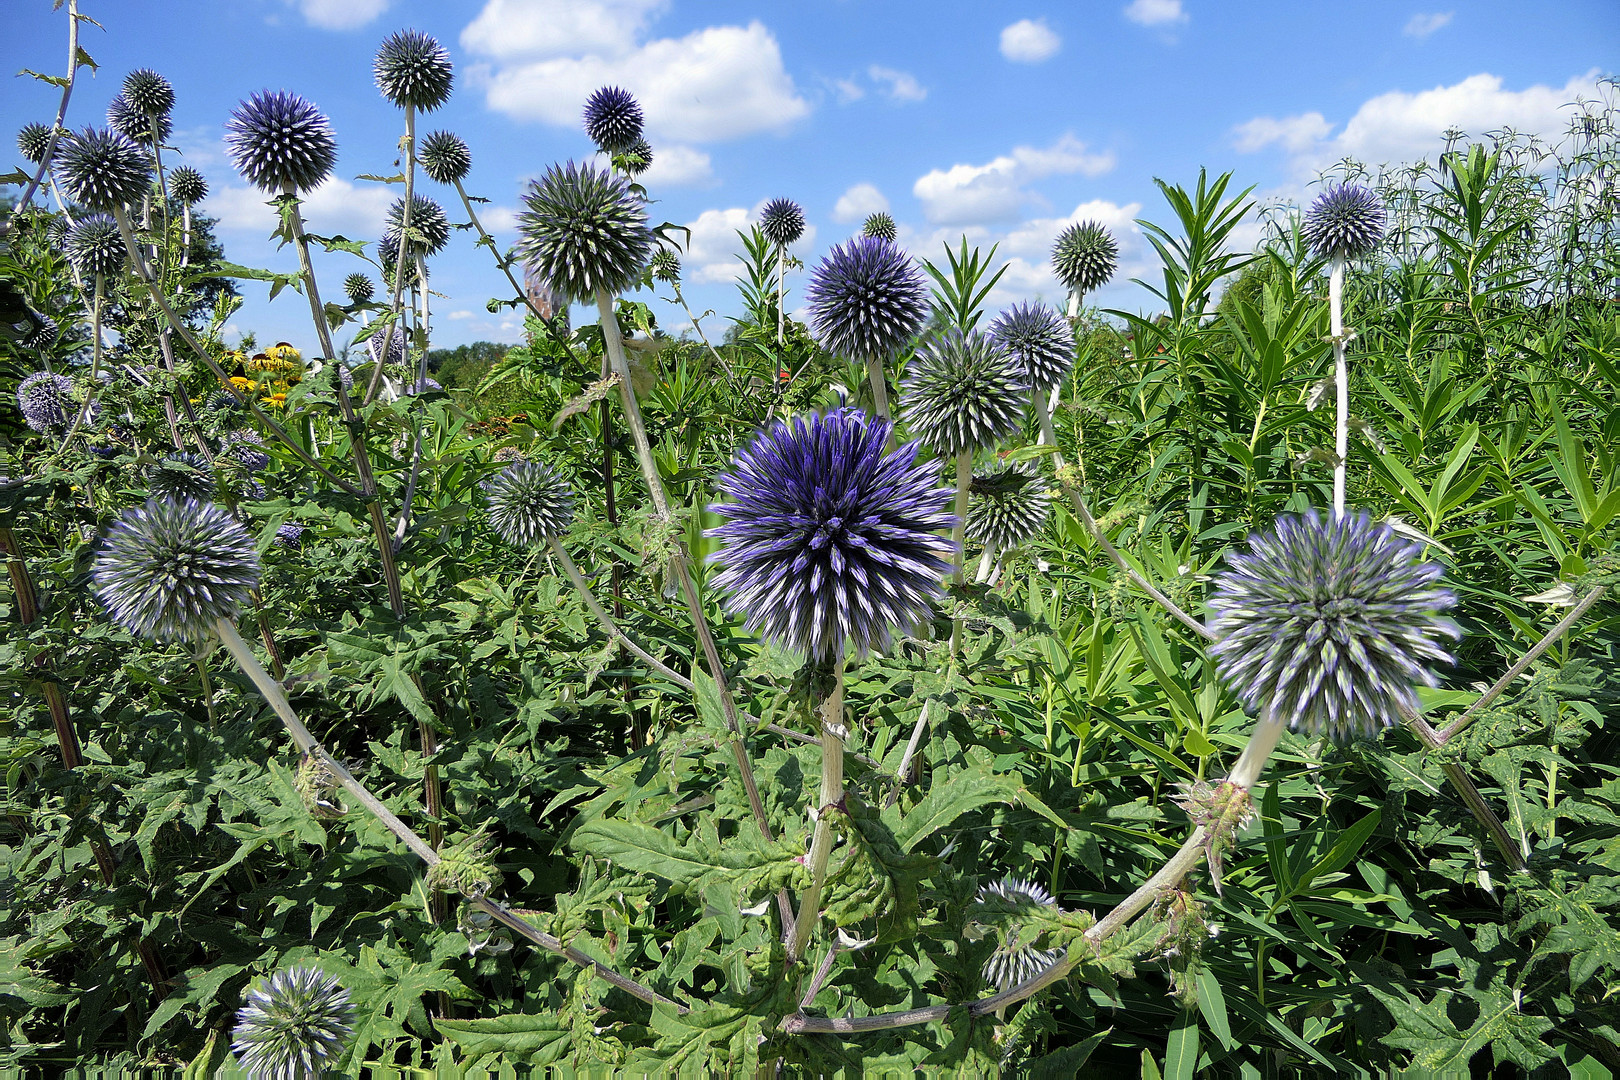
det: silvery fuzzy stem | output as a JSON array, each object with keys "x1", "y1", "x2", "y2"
[
  {"x1": 884, "y1": 699, "x2": 931, "y2": 808},
  {"x1": 1033, "y1": 392, "x2": 1064, "y2": 469},
  {"x1": 109, "y1": 208, "x2": 194, "y2": 456},
  {"x1": 453, "y1": 177, "x2": 546, "y2": 326},
  {"x1": 788, "y1": 659, "x2": 846, "y2": 963},
  {"x1": 1330, "y1": 257, "x2": 1348, "y2": 517},
  {"x1": 394, "y1": 252, "x2": 434, "y2": 548},
  {"x1": 3, "y1": 0, "x2": 78, "y2": 229},
  {"x1": 1403, "y1": 705, "x2": 1526, "y2": 871},
  {"x1": 548, "y1": 537, "x2": 695, "y2": 691},
  {"x1": 90, "y1": 275, "x2": 104, "y2": 381},
  {"x1": 776, "y1": 244, "x2": 787, "y2": 346},
  {"x1": 949, "y1": 451, "x2": 971, "y2": 657},
  {"x1": 1225, "y1": 704, "x2": 1286, "y2": 791},
  {"x1": 864, "y1": 354, "x2": 891, "y2": 422},
  {"x1": 669, "y1": 283, "x2": 733, "y2": 378},
  {"x1": 180, "y1": 204, "x2": 192, "y2": 268},
  {"x1": 368, "y1": 105, "x2": 417, "y2": 404},
  {"x1": 974, "y1": 546, "x2": 997, "y2": 584},
  {"x1": 1066, "y1": 289, "x2": 1081, "y2": 321},
  {"x1": 596, "y1": 290, "x2": 671, "y2": 520}
]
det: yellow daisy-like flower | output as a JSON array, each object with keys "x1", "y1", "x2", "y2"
[
  {"x1": 262, "y1": 393, "x2": 288, "y2": 408},
  {"x1": 229, "y1": 376, "x2": 256, "y2": 391}
]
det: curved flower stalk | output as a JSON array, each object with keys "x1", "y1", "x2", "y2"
[
  {"x1": 648, "y1": 248, "x2": 732, "y2": 378},
  {"x1": 3, "y1": 0, "x2": 82, "y2": 229},
  {"x1": 760, "y1": 197, "x2": 806, "y2": 345},
  {"x1": 989, "y1": 301, "x2": 1075, "y2": 462},
  {"x1": 805, "y1": 235, "x2": 930, "y2": 423},
  {"x1": 168, "y1": 165, "x2": 206, "y2": 266}
]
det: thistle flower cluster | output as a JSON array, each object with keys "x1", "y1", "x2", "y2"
[
  {"x1": 223, "y1": 430, "x2": 270, "y2": 472},
  {"x1": 974, "y1": 878, "x2": 1064, "y2": 992},
  {"x1": 583, "y1": 86, "x2": 644, "y2": 153},
  {"x1": 93, "y1": 497, "x2": 260, "y2": 643},
  {"x1": 169, "y1": 165, "x2": 208, "y2": 205},
  {"x1": 385, "y1": 194, "x2": 451, "y2": 258},
  {"x1": 53, "y1": 127, "x2": 153, "y2": 212},
  {"x1": 759, "y1": 198, "x2": 805, "y2": 248},
  {"x1": 378, "y1": 234, "x2": 425, "y2": 289},
  {"x1": 707, "y1": 408, "x2": 956, "y2": 662},
  {"x1": 419, "y1": 130, "x2": 470, "y2": 185},
  {"x1": 900, "y1": 331, "x2": 1029, "y2": 457},
  {"x1": 17, "y1": 371, "x2": 73, "y2": 433},
  {"x1": 861, "y1": 211, "x2": 897, "y2": 242},
  {"x1": 148, "y1": 452, "x2": 217, "y2": 503},
  {"x1": 122, "y1": 69, "x2": 176, "y2": 119},
  {"x1": 516, "y1": 161, "x2": 653, "y2": 301},
  {"x1": 23, "y1": 315, "x2": 58, "y2": 351},
  {"x1": 620, "y1": 138, "x2": 652, "y2": 176},
  {"x1": 650, "y1": 248, "x2": 681, "y2": 284},
  {"x1": 226, "y1": 91, "x2": 337, "y2": 194},
  {"x1": 231, "y1": 966, "x2": 356, "y2": 1079},
  {"x1": 107, "y1": 95, "x2": 172, "y2": 144},
  {"x1": 485, "y1": 461, "x2": 576, "y2": 547},
  {"x1": 967, "y1": 464, "x2": 1050, "y2": 551},
  {"x1": 989, "y1": 301, "x2": 1075, "y2": 394},
  {"x1": 1051, "y1": 221, "x2": 1118, "y2": 296},
  {"x1": 1207, "y1": 510, "x2": 1460, "y2": 744},
  {"x1": 17, "y1": 122, "x2": 56, "y2": 165},
  {"x1": 1302, "y1": 184, "x2": 1386, "y2": 261},
  {"x1": 374, "y1": 29, "x2": 454, "y2": 112},
  {"x1": 368, "y1": 323, "x2": 407, "y2": 369},
  {"x1": 67, "y1": 215, "x2": 126, "y2": 280},
  {"x1": 343, "y1": 273, "x2": 375, "y2": 304},
  {"x1": 804, "y1": 235, "x2": 929, "y2": 361}
]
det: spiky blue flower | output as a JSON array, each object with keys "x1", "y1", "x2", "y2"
[
  {"x1": 342, "y1": 273, "x2": 375, "y2": 304},
  {"x1": 17, "y1": 122, "x2": 56, "y2": 165},
  {"x1": 148, "y1": 452, "x2": 217, "y2": 503},
  {"x1": 861, "y1": 211, "x2": 897, "y2": 243},
  {"x1": 17, "y1": 371, "x2": 73, "y2": 433},
  {"x1": 274, "y1": 522, "x2": 306, "y2": 550},
  {"x1": 121, "y1": 69, "x2": 175, "y2": 120},
  {"x1": 989, "y1": 301, "x2": 1075, "y2": 394},
  {"x1": 974, "y1": 878, "x2": 1064, "y2": 992},
  {"x1": 367, "y1": 323, "x2": 406, "y2": 372},
  {"x1": 407, "y1": 375, "x2": 441, "y2": 395},
  {"x1": 419, "y1": 130, "x2": 470, "y2": 185},
  {"x1": 169, "y1": 165, "x2": 207, "y2": 206},
  {"x1": 650, "y1": 248, "x2": 681, "y2": 284},
  {"x1": 223, "y1": 430, "x2": 270, "y2": 472},
  {"x1": 374, "y1": 29, "x2": 454, "y2": 112},
  {"x1": 485, "y1": 461, "x2": 575, "y2": 546},
  {"x1": 377, "y1": 233, "x2": 425, "y2": 290},
  {"x1": 231, "y1": 965, "x2": 356, "y2": 1080},
  {"x1": 804, "y1": 235, "x2": 929, "y2": 362},
  {"x1": 1302, "y1": 184, "x2": 1386, "y2": 261},
  {"x1": 707, "y1": 408, "x2": 956, "y2": 662},
  {"x1": 226, "y1": 91, "x2": 337, "y2": 194},
  {"x1": 967, "y1": 464, "x2": 1050, "y2": 551},
  {"x1": 583, "y1": 86, "x2": 643, "y2": 153},
  {"x1": 107, "y1": 95, "x2": 172, "y2": 145},
  {"x1": 385, "y1": 194, "x2": 451, "y2": 258},
  {"x1": 900, "y1": 331, "x2": 1028, "y2": 457},
  {"x1": 759, "y1": 198, "x2": 805, "y2": 248},
  {"x1": 53, "y1": 127, "x2": 153, "y2": 212},
  {"x1": 515, "y1": 160, "x2": 653, "y2": 301},
  {"x1": 66, "y1": 214, "x2": 126, "y2": 280},
  {"x1": 23, "y1": 315, "x2": 58, "y2": 351},
  {"x1": 1051, "y1": 221, "x2": 1118, "y2": 296},
  {"x1": 620, "y1": 137, "x2": 652, "y2": 177},
  {"x1": 1207, "y1": 510, "x2": 1460, "y2": 745},
  {"x1": 93, "y1": 497, "x2": 259, "y2": 643}
]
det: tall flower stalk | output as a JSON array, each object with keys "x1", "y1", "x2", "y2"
[
  {"x1": 760, "y1": 198, "x2": 806, "y2": 346},
  {"x1": 805, "y1": 235, "x2": 930, "y2": 423}
]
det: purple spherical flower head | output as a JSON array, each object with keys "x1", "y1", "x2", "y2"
[
  {"x1": 226, "y1": 91, "x2": 337, "y2": 194},
  {"x1": 107, "y1": 95, "x2": 172, "y2": 144},
  {"x1": 374, "y1": 29, "x2": 454, "y2": 112},
  {"x1": 23, "y1": 314, "x2": 59, "y2": 351},
  {"x1": 122, "y1": 69, "x2": 176, "y2": 120},
  {"x1": 148, "y1": 451, "x2": 217, "y2": 503},
  {"x1": 53, "y1": 127, "x2": 153, "y2": 212},
  {"x1": 223, "y1": 430, "x2": 270, "y2": 472},
  {"x1": 1207, "y1": 509, "x2": 1460, "y2": 745},
  {"x1": 17, "y1": 122, "x2": 55, "y2": 165},
  {"x1": 583, "y1": 86, "x2": 643, "y2": 153},
  {"x1": 419, "y1": 130, "x2": 470, "y2": 185},
  {"x1": 485, "y1": 461, "x2": 575, "y2": 547},
  {"x1": 231, "y1": 965, "x2": 355, "y2": 1079},
  {"x1": 861, "y1": 211, "x2": 897, "y2": 243},
  {"x1": 900, "y1": 330, "x2": 1029, "y2": 457},
  {"x1": 385, "y1": 194, "x2": 451, "y2": 258},
  {"x1": 515, "y1": 160, "x2": 652, "y2": 301},
  {"x1": 1302, "y1": 184, "x2": 1386, "y2": 261},
  {"x1": 707, "y1": 408, "x2": 957, "y2": 662},
  {"x1": 759, "y1": 198, "x2": 805, "y2": 248},
  {"x1": 67, "y1": 214, "x2": 126, "y2": 280},
  {"x1": 804, "y1": 235, "x2": 929, "y2": 362},
  {"x1": 1051, "y1": 221, "x2": 1118, "y2": 296},
  {"x1": 169, "y1": 165, "x2": 207, "y2": 205},
  {"x1": 274, "y1": 522, "x2": 307, "y2": 550},
  {"x1": 990, "y1": 301, "x2": 1075, "y2": 394},
  {"x1": 17, "y1": 371, "x2": 74, "y2": 433}
]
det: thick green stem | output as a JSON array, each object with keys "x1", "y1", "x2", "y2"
[
  {"x1": 1330, "y1": 258, "x2": 1348, "y2": 516},
  {"x1": 788, "y1": 660, "x2": 846, "y2": 962},
  {"x1": 949, "y1": 451, "x2": 971, "y2": 657}
]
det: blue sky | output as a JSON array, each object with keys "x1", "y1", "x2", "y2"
[{"x1": 5, "y1": 0, "x2": 1614, "y2": 352}]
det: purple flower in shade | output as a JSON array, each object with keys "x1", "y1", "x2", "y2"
[
  {"x1": 92, "y1": 497, "x2": 260, "y2": 643},
  {"x1": 515, "y1": 160, "x2": 653, "y2": 301},
  {"x1": 22, "y1": 315, "x2": 58, "y2": 351},
  {"x1": 1051, "y1": 221, "x2": 1118, "y2": 296},
  {"x1": 377, "y1": 233, "x2": 426, "y2": 290},
  {"x1": 226, "y1": 91, "x2": 336, "y2": 194},
  {"x1": 861, "y1": 211, "x2": 897, "y2": 242},
  {"x1": 67, "y1": 214, "x2": 126, "y2": 280},
  {"x1": 107, "y1": 95, "x2": 171, "y2": 144},
  {"x1": 274, "y1": 522, "x2": 307, "y2": 550},
  {"x1": 967, "y1": 463, "x2": 1050, "y2": 551},
  {"x1": 53, "y1": 127, "x2": 153, "y2": 212},
  {"x1": 374, "y1": 29, "x2": 454, "y2": 112},
  {"x1": 583, "y1": 86, "x2": 643, "y2": 153},
  {"x1": 385, "y1": 194, "x2": 451, "y2": 258},
  {"x1": 804, "y1": 235, "x2": 929, "y2": 362},
  {"x1": 17, "y1": 371, "x2": 73, "y2": 433},
  {"x1": 759, "y1": 198, "x2": 805, "y2": 248},
  {"x1": 367, "y1": 323, "x2": 407, "y2": 369},
  {"x1": 223, "y1": 430, "x2": 270, "y2": 472},
  {"x1": 989, "y1": 301, "x2": 1075, "y2": 395},
  {"x1": 148, "y1": 452, "x2": 216, "y2": 503},
  {"x1": 1302, "y1": 184, "x2": 1386, "y2": 261},
  {"x1": 485, "y1": 461, "x2": 575, "y2": 546},
  {"x1": 17, "y1": 122, "x2": 56, "y2": 165},
  {"x1": 169, "y1": 165, "x2": 207, "y2": 206},
  {"x1": 707, "y1": 408, "x2": 956, "y2": 662},
  {"x1": 231, "y1": 966, "x2": 355, "y2": 1080},
  {"x1": 407, "y1": 375, "x2": 441, "y2": 395},
  {"x1": 900, "y1": 330, "x2": 1028, "y2": 457},
  {"x1": 122, "y1": 69, "x2": 175, "y2": 120},
  {"x1": 1207, "y1": 510, "x2": 1461, "y2": 745},
  {"x1": 419, "y1": 130, "x2": 470, "y2": 185}
]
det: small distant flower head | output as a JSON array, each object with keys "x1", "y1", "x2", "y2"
[
  {"x1": 407, "y1": 375, "x2": 441, "y2": 395},
  {"x1": 583, "y1": 86, "x2": 643, "y2": 153},
  {"x1": 419, "y1": 130, "x2": 470, "y2": 185},
  {"x1": 274, "y1": 522, "x2": 307, "y2": 550},
  {"x1": 1302, "y1": 184, "x2": 1386, "y2": 261},
  {"x1": 759, "y1": 198, "x2": 805, "y2": 248},
  {"x1": 900, "y1": 330, "x2": 1028, "y2": 457},
  {"x1": 23, "y1": 315, "x2": 59, "y2": 351},
  {"x1": 93, "y1": 497, "x2": 259, "y2": 643},
  {"x1": 17, "y1": 122, "x2": 57, "y2": 165},
  {"x1": 231, "y1": 966, "x2": 356, "y2": 1080},
  {"x1": 107, "y1": 95, "x2": 172, "y2": 144},
  {"x1": 223, "y1": 430, "x2": 270, "y2": 472},
  {"x1": 66, "y1": 214, "x2": 126, "y2": 279},
  {"x1": 707, "y1": 408, "x2": 956, "y2": 662},
  {"x1": 169, "y1": 165, "x2": 208, "y2": 206},
  {"x1": 17, "y1": 371, "x2": 74, "y2": 433},
  {"x1": 122, "y1": 70, "x2": 176, "y2": 119},
  {"x1": 1051, "y1": 221, "x2": 1118, "y2": 296},
  {"x1": 148, "y1": 452, "x2": 217, "y2": 503},
  {"x1": 516, "y1": 160, "x2": 653, "y2": 301},
  {"x1": 206, "y1": 390, "x2": 237, "y2": 411},
  {"x1": 343, "y1": 273, "x2": 375, "y2": 304},
  {"x1": 989, "y1": 301, "x2": 1074, "y2": 394},
  {"x1": 620, "y1": 137, "x2": 652, "y2": 176},
  {"x1": 804, "y1": 235, "x2": 929, "y2": 362},
  {"x1": 385, "y1": 194, "x2": 451, "y2": 258},
  {"x1": 378, "y1": 233, "x2": 426, "y2": 289},
  {"x1": 968, "y1": 463, "x2": 1050, "y2": 551},
  {"x1": 367, "y1": 323, "x2": 407, "y2": 369},
  {"x1": 650, "y1": 248, "x2": 681, "y2": 284},
  {"x1": 374, "y1": 29, "x2": 454, "y2": 112},
  {"x1": 974, "y1": 878, "x2": 1064, "y2": 992},
  {"x1": 53, "y1": 127, "x2": 153, "y2": 212},
  {"x1": 1207, "y1": 510, "x2": 1460, "y2": 745},
  {"x1": 861, "y1": 211, "x2": 897, "y2": 242},
  {"x1": 226, "y1": 91, "x2": 337, "y2": 194},
  {"x1": 485, "y1": 461, "x2": 575, "y2": 546}
]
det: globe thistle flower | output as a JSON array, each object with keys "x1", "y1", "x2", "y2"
[
  {"x1": 22, "y1": 315, "x2": 59, "y2": 351},
  {"x1": 759, "y1": 198, "x2": 805, "y2": 248},
  {"x1": 407, "y1": 375, "x2": 441, "y2": 395},
  {"x1": 169, "y1": 165, "x2": 208, "y2": 206},
  {"x1": 861, "y1": 211, "x2": 897, "y2": 243},
  {"x1": 650, "y1": 248, "x2": 681, "y2": 284},
  {"x1": 274, "y1": 522, "x2": 307, "y2": 550},
  {"x1": 342, "y1": 273, "x2": 375, "y2": 305},
  {"x1": 66, "y1": 214, "x2": 126, "y2": 279},
  {"x1": 122, "y1": 69, "x2": 176, "y2": 120},
  {"x1": 804, "y1": 235, "x2": 929, "y2": 362},
  {"x1": 515, "y1": 160, "x2": 653, "y2": 301},
  {"x1": 373, "y1": 29, "x2": 454, "y2": 112},
  {"x1": 377, "y1": 233, "x2": 426, "y2": 290},
  {"x1": 967, "y1": 464, "x2": 1050, "y2": 551},
  {"x1": 385, "y1": 194, "x2": 451, "y2": 258},
  {"x1": 900, "y1": 331, "x2": 1029, "y2": 457},
  {"x1": 53, "y1": 127, "x2": 153, "y2": 212},
  {"x1": 989, "y1": 301, "x2": 1074, "y2": 394},
  {"x1": 583, "y1": 86, "x2": 643, "y2": 153},
  {"x1": 107, "y1": 95, "x2": 172, "y2": 144},
  {"x1": 16, "y1": 371, "x2": 73, "y2": 433},
  {"x1": 226, "y1": 91, "x2": 336, "y2": 194},
  {"x1": 367, "y1": 323, "x2": 406, "y2": 369},
  {"x1": 1051, "y1": 221, "x2": 1118, "y2": 296},
  {"x1": 418, "y1": 130, "x2": 470, "y2": 185},
  {"x1": 148, "y1": 452, "x2": 217, "y2": 503},
  {"x1": 231, "y1": 966, "x2": 356, "y2": 1080},
  {"x1": 1207, "y1": 510, "x2": 1460, "y2": 745},
  {"x1": 621, "y1": 137, "x2": 652, "y2": 176},
  {"x1": 223, "y1": 430, "x2": 270, "y2": 472},
  {"x1": 1302, "y1": 184, "x2": 1386, "y2": 261},
  {"x1": 485, "y1": 461, "x2": 575, "y2": 547},
  {"x1": 974, "y1": 878, "x2": 1064, "y2": 992},
  {"x1": 17, "y1": 122, "x2": 56, "y2": 165},
  {"x1": 93, "y1": 497, "x2": 260, "y2": 643},
  {"x1": 206, "y1": 390, "x2": 238, "y2": 412},
  {"x1": 237, "y1": 478, "x2": 268, "y2": 502},
  {"x1": 707, "y1": 408, "x2": 956, "y2": 662}
]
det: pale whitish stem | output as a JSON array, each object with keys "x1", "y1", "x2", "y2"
[
  {"x1": 864, "y1": 354, "x2": 891, "y2": 422},
  {"x1": 669, "y1": 286, "x2": 733, "y2": 378},
  {"x1": 949, "y1": 451, "x2": 972, "y2": 657},
  {"x1": 394, "y1": 252, "x2": 433, "y2": 548},
  {"x1": 109, "y1": 208, "x2": 192, "y2": 455},
  {"x1": 368, "y1": 106, "x2": 415, "y2": 405},
  {"x1": 181, "y1": 205, "x2": 192, "y2": 268},
  {"x1": 1330, "y1": 257, "x2": 1348, "y2": 518},
  {"x1": 4, "y1": 0, "x2": 78, "y2": 227},
  {"x1": 776, "y1": 244, "x2": 787, "y2": 346},
  {"x1": 974, "y1": 546, "x2": 997, "y2": 584},
  {"x1": 1066, "y1": 289, "x2": 1081, "y2": 322},
  {"x1": 548, "y1": 538, "x2": 696, "y2": 691},
  {"x1": 1034, "y1": 392, "x2": 1064, "y2": 469},
  {"x1": 884, "y1": 700, "x2": 931, "y2": 808},
  {"x1": 788, "y1": 659, "x2": 846, "y2": 963}
]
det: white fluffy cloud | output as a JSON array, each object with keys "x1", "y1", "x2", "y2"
[
  {"x1": 640, "y1": 144, "x2": 715, "y2": 187},
  {"x1": 912, "y1": 134, "x2": 1116, "y2": 225},
  {"x1": 833, "y1": 183, "x2": 889, "y2": 223},
  {"x1": 290, "y1": 0, "x2": 390, "y2": 30},
  {"x1": 1403, "y1": 11, "x2": 1454, "y2": 39},
  {"x1": 868, "y1": 65, "x2": 927, "y2": 104},
  {"x1": 1231, "y1": 112, "x2": 1331, "y2": 154},
  {"x1": 680, "y1": 207, "x2": 752, "y2": 284},
  {"x1": 205, "y1": 176, "x2": 394, "y2": 238},
  {"x1": 461, "y1": 0, "x2": 666, "y2": 60},
  {"x1": 1123, "y1": 0, "x2": 1188, "y2": 27},
  {"x1": 1000, "y1": 19, "x2": 1061, "y2": 63}
]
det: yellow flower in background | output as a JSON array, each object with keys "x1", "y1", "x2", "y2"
[
  {"x1": 229, "y1": 376, "x2": 257, "y2": 391},
  {"x1": 261, "y1": 392, "x2": 288, "y2": 408}
]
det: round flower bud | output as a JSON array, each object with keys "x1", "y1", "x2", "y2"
[
  {"x1": 515, "y1": 160, "x2": 653, "y2": 301},
  {"x1": 1302, "y1": 184, "x2": 1386, "y2": 261},
  {"x1": 805, "y1": 235, "x2": 929, "y2": 362},
  {"x1": 385, "y1": 194, "x2": 451, "y2": 258},
  {"x1": 93, "y1": 497, "x2": 260, "y2": 643},
  {"x1": 122, "y1": 69, "x2": 175, "y2": 120},
  {"x1": 168, "y1": 165, "x2": 208, "y2": 206},
  {"x1": 17, "y1": 122, "x2": 56, "y2": 165},
  {"x1": 485, "y1": 461, "x2": 575, "y2": 546},
  {"x1": 583, "y1": 86, "x2": 643, "y2": 154},
  {"x1": 621, "y1": 137, "x2": 652, "y2": 176},
  {"x1": 374, "y1": 29, "x2": 454, "y2": 112},
  {"x1": 274, "y1": 522, "x2": 307, "y2": 550},
  {"x1": 226, "y1": 91, "x2": 337, "y2": 194},
  {"x1": 418, "y1": 129, "x2": 470, "y2": 185},
  {"x1": 16, "y1": 371, "x2": 73, "y2": 433},
  {"x1": 967, "y1": 464, "x2": 1050, "y2": 551},
  {"x1": 989, "y1": 301, "x2": 1075, "y2": 394},
  {"x1": 231, "y1": 966, "x2": 356, "y2": 1080},
  {"x1": 53, "y1": 127, "x2": 153, "y2": 212},
  {"x1": 861, "y1": 211, "x2": 897, "y2": 242},
  {"x1": 1207, "y1": 510, "x2": 1460, "y2": 745},
  {"x1": 222, "y1": 430, "x2": 270, "y2": 472},
  {"x1": 148, "y1": 452, "x2": 217, "y2": 503},
  {"x1": 974, "y1": 878, "x2": 1064, "y2": 992},
  {"x1": 66, "y1": 214, "x2": 127, "y2": 280},
  {"x1": 377, "y1": 234, "x2": 426, "y2": 290},
  {"x1": 759, "y1": 198, "x2": 805, "y2": 248},
  {"x1": 1051, "y1": 221, "x2": 1118, "y2": 296},
  {"x1": 650, "y1": 248, "x2": 681, "y2": 284},
  {"x1": 23, "y1": 314, "x2": 59, "y2": 351},
  {"x1": 107, "y1": 95, "x2": 172, "y2": 144},
  {"x1": 343, "y1": 273, "x2": 375, "y2": 304},
  {"x1": 707, "y1": 408, "x2": 956, "y2": 662},
  {"x1": 900, "y1": 330, "x2": 1029, "y2": 457}
]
